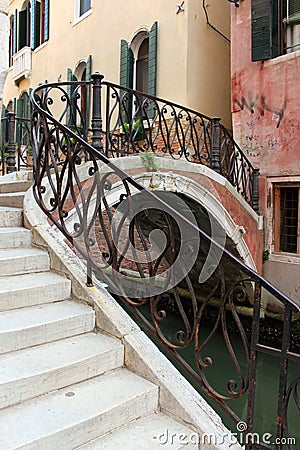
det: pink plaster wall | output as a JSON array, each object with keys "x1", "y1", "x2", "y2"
[{"x1": 231, "y1": 3, "x2": 300, "y2": 181}]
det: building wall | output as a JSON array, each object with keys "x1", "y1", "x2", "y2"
[
  {"x1": 0, "y1": 0, "x2": 9, "y2": 111},
  {"x1": 4, "y1": 0, "x2": 231, "y2": 126},
  {"x1": 231, "y1": 3, "x2": 300, "y2": 178},
  {"x1": 231, "y1": 1, "x2": 300, "y2": 303},
  {"x1": 187, "y1": 0, "x2": 231, "y2": 125}
]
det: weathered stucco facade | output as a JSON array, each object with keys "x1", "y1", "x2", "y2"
[
  {"x1": 3, "y1": 0, "x2": 231, "y2": 126},
  {"x1": 231, "y1": 1, "x2": 300, "y2": 302}
]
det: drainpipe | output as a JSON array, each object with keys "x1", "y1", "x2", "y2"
[{"x1": 202, "y1": 0, "x2": 230, "y2": 43}]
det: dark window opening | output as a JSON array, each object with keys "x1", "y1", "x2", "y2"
[
  {"x1": 19, "y1": 2, "x2": 31, "y2": 50},
  {"x1": 80, "y1": 0, "x2": 91, "y2": 16},
  {"x1": 136, "y1": 38, "x2": 149, "y2": 94}
]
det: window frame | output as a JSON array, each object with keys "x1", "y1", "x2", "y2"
[
  {"x1": 274, "y1": 183, "x2": 300, "y2": 255},
  {"x1": 74, "y1": 0, "x2": 92, "y2": 24},
  {"x1": 251, "y1": 0, "x2": 300, "y2": 61}
]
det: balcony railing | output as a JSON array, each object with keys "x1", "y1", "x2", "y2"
[{"x1": 12, "y1": 47, "x2": 32, "y2": 84}]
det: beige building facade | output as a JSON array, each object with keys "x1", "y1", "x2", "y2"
[{"x1": 3, "y1": 0, "x2": 231, "y2": 127}]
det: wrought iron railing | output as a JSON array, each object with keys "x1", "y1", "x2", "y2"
[
  {"x1": 31, "y1": 77, "x2": 299, "y2": 450},
  {"x1": 0, "y1": 117, "x2": 8, "y2": 176},
  {"x1": 0, "y1": 113, "x2": 33, "y2": 174},
  {"x1": 27, "y1": 73, "x2": 259, "y2": 212}
]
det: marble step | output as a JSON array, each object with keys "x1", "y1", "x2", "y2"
[
  {"x1": 0, "y1": 332, "x2": 124, "y2": 410},
  {"x1": 0, "y1": 247, "x2": 50, "y2": 277},
  {"x1": 0, "y1": 300, "x2": 95, "y2": 355},
  {"x1": 0, "y1": 272, "x2": 71, "y2": 312},
  {"x1": 0, "y1": 369, "x2": 157, "y2": 449},
  {"x1": 0, "y1": 192, "x2": 26, "y2": 208},
  {"x1": 78, "y1": 412, "x2": 197, "y2": 450},
  {"x1": 0, "y1": 227, "x2": 32, "y2": 248},
  {"x1": 0, "y1": 180, "x2": 32, "y2": 194},
  {"x1": 0, "y1": 206, "x2": 23, "y2": 227}
]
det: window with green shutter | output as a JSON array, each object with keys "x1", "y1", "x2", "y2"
[
  {"x1": 31, "y1": 0, "x2": 50, "y2": 50},
  {"x1": 119, "y1": 22, "x2": 158, "y2": 119},
  {"x1": 252, "y1": 0, "x2": 300, "y2": 60}
]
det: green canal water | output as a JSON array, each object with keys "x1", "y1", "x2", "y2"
[{"x1": 117, "y1": 299, "x2": 300, "y2": 448}]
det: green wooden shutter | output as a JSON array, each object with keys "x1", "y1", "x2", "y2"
[
  {"x1": 271, "y1": 0, "x2": 279, "y2": 57},
  {"x1": 31, "y1": 0, "x2": 41, "y2": 49},
  {"x1": 15, "y1": 97, "x2": 23, "y2": 144},
  {"x1": 44, "y1": 0, "x2": 49, "y2": 41},
  {"x1": 16, "y1": 97, "x2": 23, "y2": 119},
  {"x1": 85, "y1": 55, "x2": 92, "y2": 128},
  {"x1": 148, "y1": 21, "x2": 158, "y2": 96},
  {"x1": 119, "y1": 40, "x2": 133, "y2": 123},
  {"x1": 24, "y1": 93, "x2": 30, "y2": 119},
  {"x1": 31, "y1": 0, "x2": 36, "y2": 49},
  {"x1": 1, "y1": 106, "x2": 8, "y2": 147},
  {"x1": 13, "y1": 10, "x2": 18, "y2": 54},
  {"x1": 28, "y1": 88, "x2": 33, "y2": 118},
  {"x1": 120, "y1": 40, "x2": 133, "y2": 89},
  {"x1": 66, "y1": 68, "x2": 73, "y2": 125},
  {"x1": 251, "y1": 0, "x2": 279, "y2": 61},
  {"x1": 148, "y1": 22, "x2": 158, "y2": 119}
]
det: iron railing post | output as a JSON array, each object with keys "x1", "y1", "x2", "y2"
[
  {"x1": 210, "y1": 117, "x2": 221, "y2": 173},
  {"x1": 6, "y1": 112, "x2": 17, "y2": 174},
  {"x1": 252, "y1": 168, "x2": 260, "y2": 213},
  {"x1": 91, "y1": 72, "x2": 104, "y2": 153}
]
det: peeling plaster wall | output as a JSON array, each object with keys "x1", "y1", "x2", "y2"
[
  {"x1": 231, "y1": 3, "x2": 300, "y2": 303},
  {"x1": 231, "y1": 3, "x2": 300, "y2": 179}
]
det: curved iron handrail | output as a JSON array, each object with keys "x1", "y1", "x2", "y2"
[
  {"x1": 28, "y1": 74, "x2": 259, "y2": 212},
  {"x1": 31, "y1": 78, "x2": 299, "y2": 449}
]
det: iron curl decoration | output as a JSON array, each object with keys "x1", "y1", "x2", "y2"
[{"x1": 31, "y1": 76, "x2": 299, "y2": 449}]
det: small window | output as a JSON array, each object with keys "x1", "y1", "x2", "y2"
[
  {"x1": 252, "y1": 0, "x2": 300, "y2": 60},
  {"x1": 284, "y1": 0, "x2": 300, "y2": 53},
  {"x1": 32, "y1": 0, "x2": 50, "y2": 49},
  {"x1": 274, "y1": 185, "x2": 300, "y2": 254},
  {"x1": 79, "y1": 0, "x2": 91, "y2": 16}
]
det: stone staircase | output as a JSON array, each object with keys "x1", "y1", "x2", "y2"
[{"x1": 0, "y1": 178, "x2": 196, "y2": 449}]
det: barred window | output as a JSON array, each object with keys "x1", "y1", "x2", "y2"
[
  {"x1": 252, "y1": 0, "x2": 300, "y2": 61},
  {"x1": 274, "y1": 185, "x2": 300, "y2": 254}
]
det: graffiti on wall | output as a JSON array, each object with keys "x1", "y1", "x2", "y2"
[
  {"x1": 243, "y1": 117, "x2": 264, "y2": 157},
  {"x1": 242, "y1": 113, "x2": 300, "y2": 157},
  {"x1": 234, "y1": 92, "x2": 287, "y2": 128}
]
